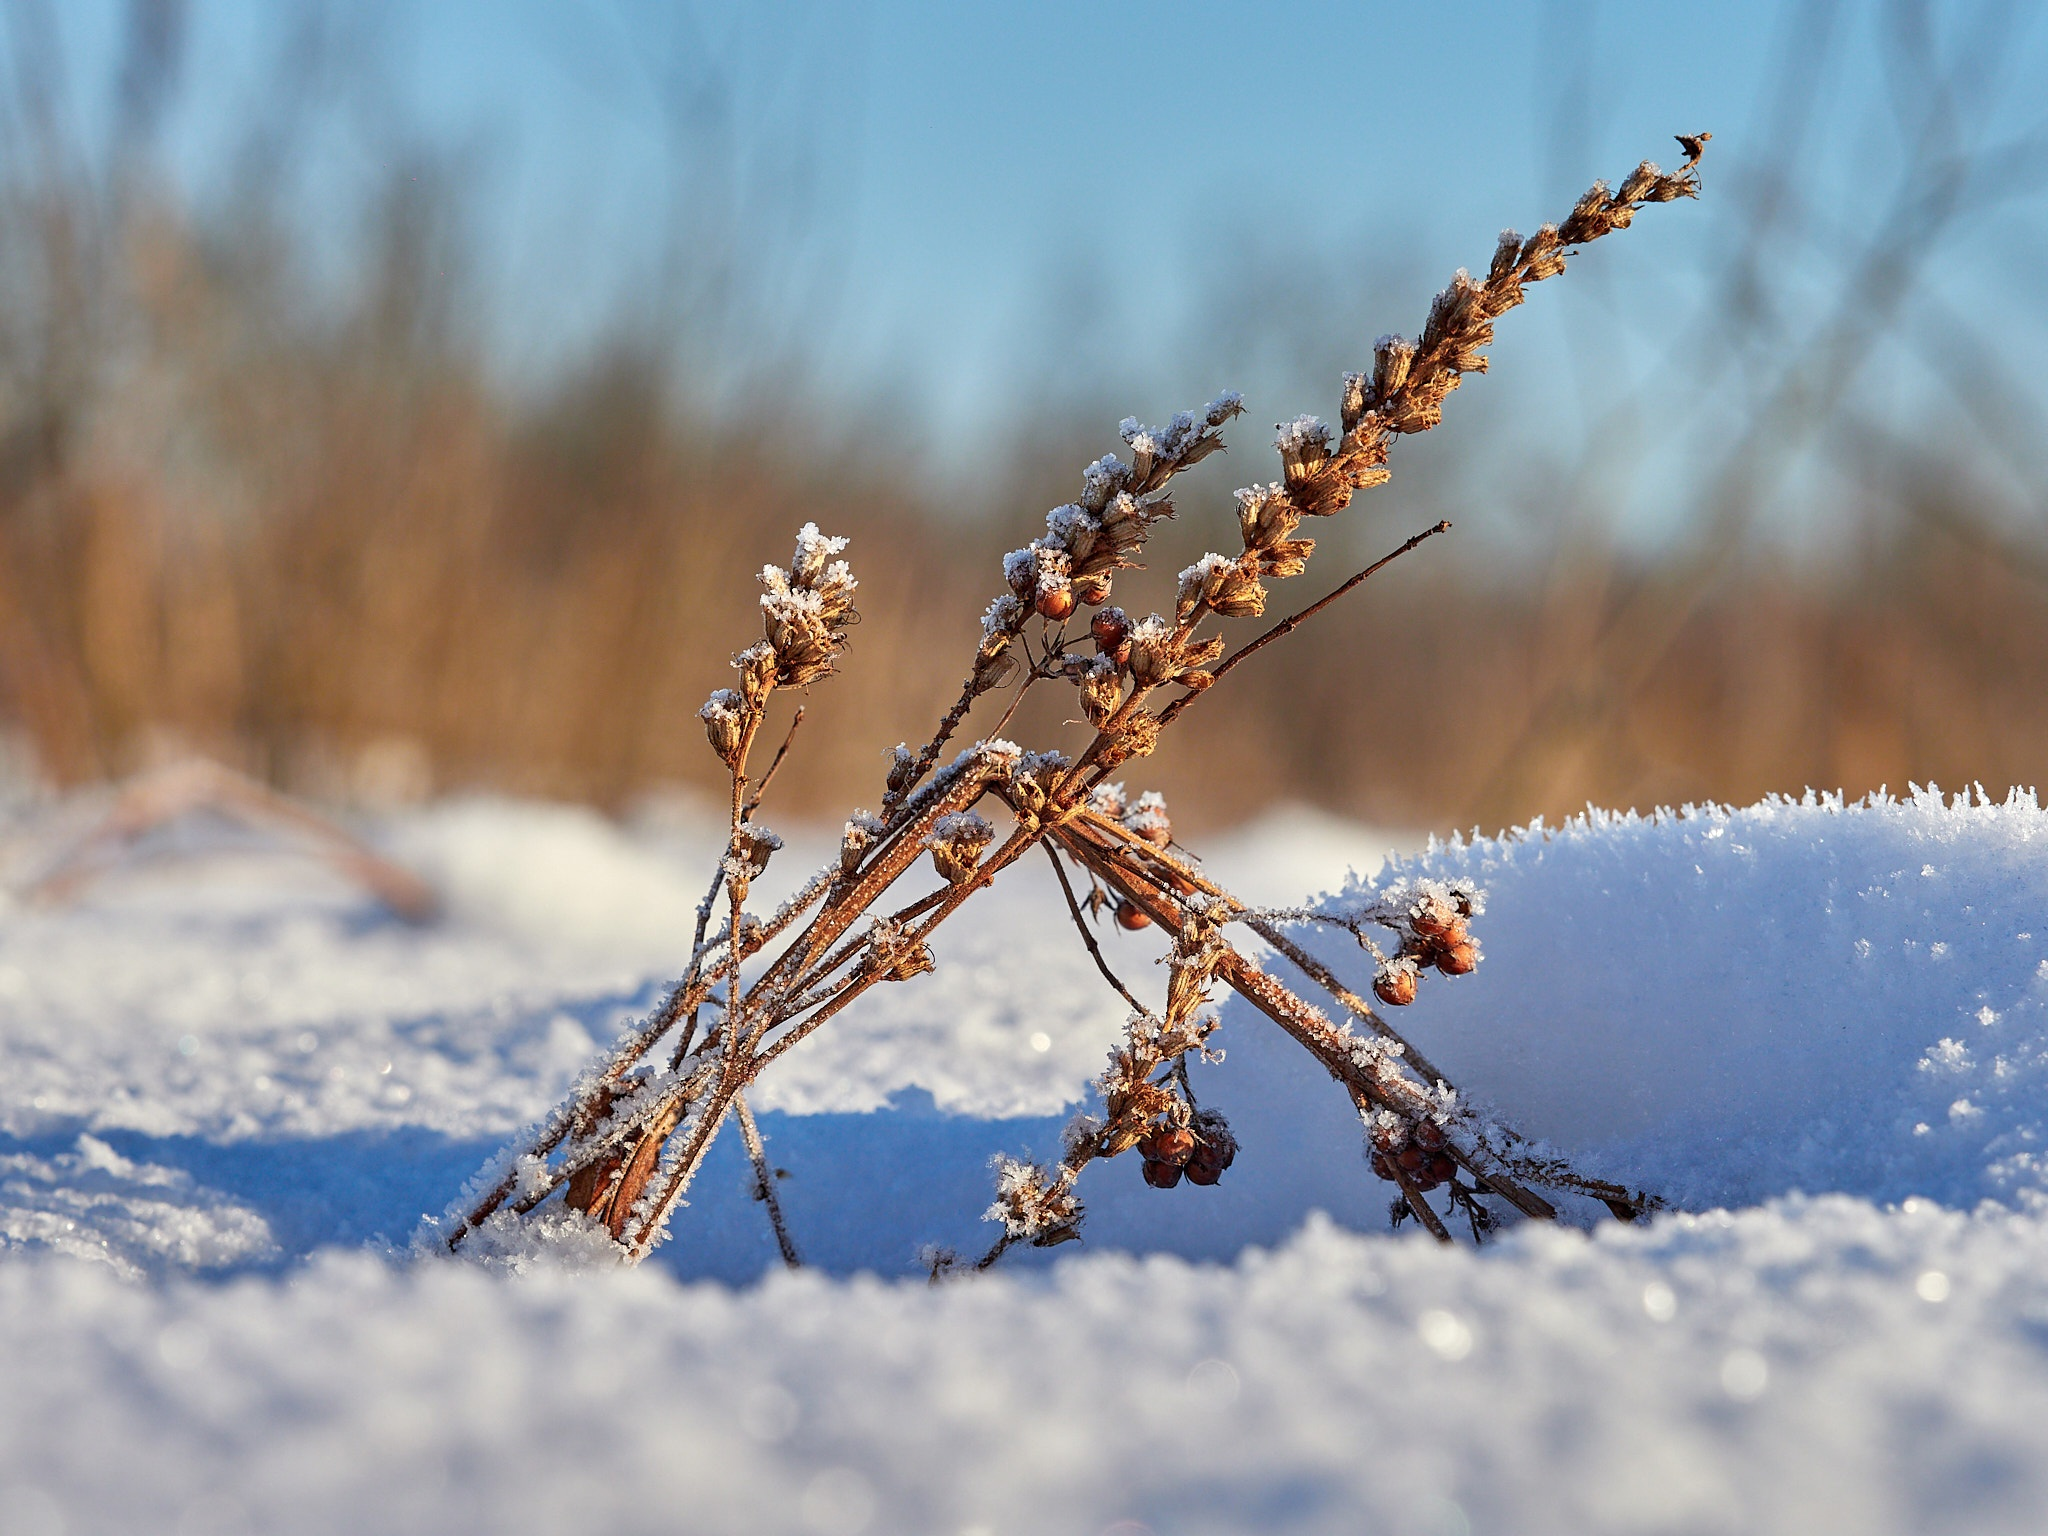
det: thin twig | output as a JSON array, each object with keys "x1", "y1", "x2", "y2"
[
  {"x1": 743, "y1": 707, "x2": 805, "y2": 817},
  {"x1": 735, "y1": 1092, "x2": 801, "y2": 1269},
  {"x1": 1239, "y1": 914, "x2": 1452, "y2": 1090},
  {"x1": 1042, "y1": 840, "x2": 1146, "y2": 1013},
  {"x1": 1155, "y1": 521, "x2": 1452, "y2": 733},
  {"x1": 984, "y1": 673, "x2": 1036, "y2": 743}
]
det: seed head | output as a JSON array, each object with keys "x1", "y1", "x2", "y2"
[{"x1": 698, "y1": 689, "x2": 745, "y2": 768}]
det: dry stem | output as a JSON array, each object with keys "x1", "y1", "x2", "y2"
[{"x1": 444, "y1": 137, "x2": 1704, "y2": 1264}]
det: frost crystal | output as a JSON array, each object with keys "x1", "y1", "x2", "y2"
[
  {"x1": 1081, "y1": 454, "x2": 1130, "y2": 509},
  {"x1": 1274, "y1": 415, "x2": 1332, "y2": 453},
  {"x1": 1205, "y1": 389, "x2": 1244, "y2": 423},
  {"x1": 1002, "y1": 548, "x2": 1035, "y2": 590},
  {"x1": 1125, "y1": 792, "x2": 1170, "y2": 840},
  {"x1": 982, "y1": 594, "x2": 1023, "y2": 639},
  {"x1": 789, "y1": 521, "x2": 851, "y2": 585},
  {"x1": 983, "y1": 1155, "x2": 1079, "y2": 1240},
  {"x1": 1046, "y1": 503, "x2": 1098, "y2": 550}
]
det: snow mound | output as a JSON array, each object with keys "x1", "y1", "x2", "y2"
[{"x1": 1327, "y1": 786, "x2": 2048, "y2": 1214}]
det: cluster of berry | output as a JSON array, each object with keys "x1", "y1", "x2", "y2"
[
  {"x1": 1138, "y1": 1110, "x2": 1238, "y2": 1189},
  {"x1": 1368, "y1": 1116, "x2": 1457, "y2": 1192},
  {"x1": 1371, "y1": 889, "x2": 1478, "y2": 1007}
]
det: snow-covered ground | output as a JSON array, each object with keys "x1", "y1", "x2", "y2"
[{"x1": 3, "y1": 784, "x2": 2048, "y2": 1533}]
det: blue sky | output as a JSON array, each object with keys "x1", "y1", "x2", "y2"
[{"x1": 30, "y1": 1, "x2": 2048, "y2": 544}]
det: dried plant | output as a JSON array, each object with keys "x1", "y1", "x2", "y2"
[{"x1": 440, "y1": 137, "x2": 1711, "y2": 1266}]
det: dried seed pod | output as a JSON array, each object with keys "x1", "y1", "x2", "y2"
[
  {"x1": 1078, "y1": 663, "x2": 1124, "y2": 728},
  {"x1": 865, "y1": 917, "x2": 935, "y2": 982},
  {"x1": 1373, "y1": 962, "x2": 1418, "y2": 1008},
  {"x1": 972, "y1": 642, "x2": 1019, "y2": 693},
  {"x1": 1003, "y1": 547, "x2": 1037, "y2": 600},
  {"x1": 1115, "y1": 900, "x2": 1152, "y2": 931},
  {"x1": 1372, "y1": 334, "x2": 1415, "y2": 400},
  {"x1": 839, "y1": 814, "x2": 881, "y2": 876},
  {"x1": 736, "y1": 643, "x2": 778, "y2": 710},
  {"x1": 1072, "y1": 574, "x2": 1112, "y2": 607},
  {"x1": 928, "y1": 811, "x2": 995, "y2": 886},
  {"x1": 885, "y1": 744, "x2": 918, "y2": 797},
  {"x1": 698, "y1": 690, "x2": 745, "y2": 768},
  {"x1": 733, "y1": 823, "x2": 781, "y2": 877}
]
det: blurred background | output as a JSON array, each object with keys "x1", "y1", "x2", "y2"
[{"x1": 1, "y1": 0, "x2": 2046, "y2": 837}]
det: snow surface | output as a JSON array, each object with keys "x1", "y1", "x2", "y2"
[{"x1": 4, "y1": 785, "x2": 2048, "y2": 1532}]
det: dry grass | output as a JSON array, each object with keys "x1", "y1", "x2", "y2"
[
  {"x1": 441, "y1": 139, "x2": 1709, "y2": 1266},
  {"x1": 4, "y1": 195, "x2": 2037, "y2": 840}
]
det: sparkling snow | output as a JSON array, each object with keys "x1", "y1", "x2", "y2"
[{"x1": 4, "y1": 784, "x2": 2048, "y2": 1533}]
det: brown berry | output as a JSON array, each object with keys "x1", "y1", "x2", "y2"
[
  {"x1": 1140, "y1": 1128, "x2": 1195, "y2": 1166},
  {"x1": 1373, "y1": 967, "x2": 1417, "y2": 1008},
  {"x1": 1142, "y1": 1158, "x2": 1182, "y2": 1189},
  {"x1": 1183, "y1": 1155, "x2": 1222, "y2": 1186},
  {"x1": 1413, "y1": 1119, "x2": 1445, "y2": 1151},
  {"x1": 1115, "y1": 901, "x2": 1151, "y2": 931},
  {"x1": 1397, "y1": 1145, "x2": 1427, "y2": 1174},
  {"x1": 1426, "y1": 1153, "x2": 1456, "y2": 1182},
  {"x1": 1073, "y1": 574, "x2": 1112, "y2": 607},
  {"x1": 1410, "y1": 902, "x2": 1457, "y2": 939},
  {"x1": 1036, "y1": 586, "x2": 1076, "y2": 622},
  {"x1": 1369, "y1": 1151, "x2": 1396, "y2": 1181},
  {"x1": 1435, "y1": 940, "x2": 1478, "y2": 976},
  {"x1": 1090, "y1": 607, "x2": 1130, "y2": 654}
]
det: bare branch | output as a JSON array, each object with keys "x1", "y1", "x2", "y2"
[{"x1": 1042, "y1": 840, "x2": 1146, "y2": 1014}]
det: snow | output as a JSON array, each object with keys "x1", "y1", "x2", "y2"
[{"x1": 5, "y1": 784, "x2": 2048, "y2": 1531}]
